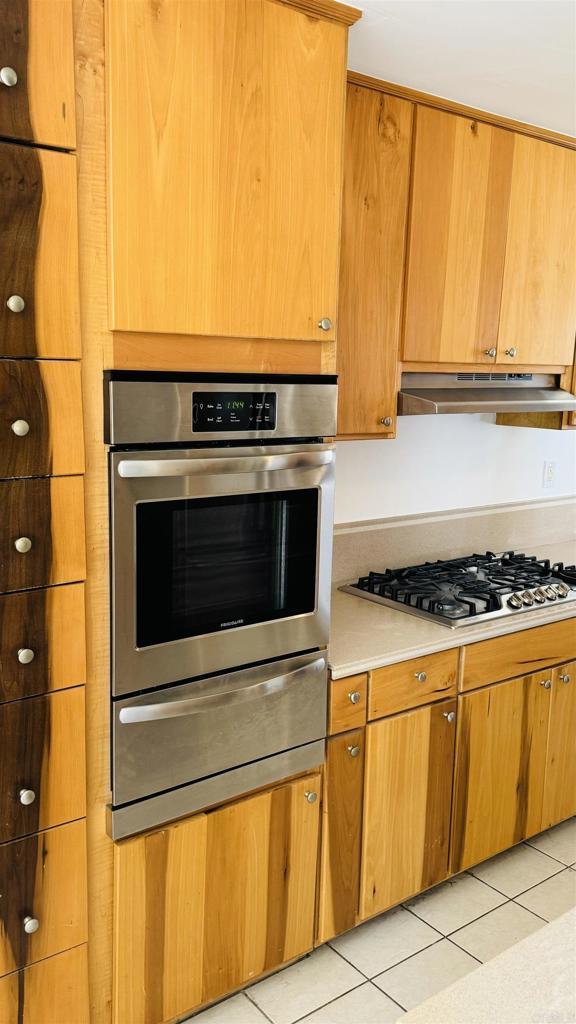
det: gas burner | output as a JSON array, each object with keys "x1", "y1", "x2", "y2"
[{"x1": 341, "y1": 551, "x2": 576, "y2": 629}]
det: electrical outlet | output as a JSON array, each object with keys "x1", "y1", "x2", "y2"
[{"x1": 542, "y1": 460, "x2": 557, "y2": 488}]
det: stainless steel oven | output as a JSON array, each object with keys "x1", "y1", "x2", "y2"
[{"x1": 106, "y1": 372, "x2": 337, "y2": 838}]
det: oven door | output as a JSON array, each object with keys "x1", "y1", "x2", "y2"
[{"x1": 110, "y1": 444, "x2": 335, "y2": 696}]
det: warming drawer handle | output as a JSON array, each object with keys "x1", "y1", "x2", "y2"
[
  {"x1": 117, "y1": 451, "x2": 334, "y2": 478},
  {"x1": 118, "y1": 657, "x2": 327, "y2": 724}
]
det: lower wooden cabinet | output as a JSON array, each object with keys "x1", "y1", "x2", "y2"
[
  {"x1": 542, "y1": 662, "x2": 576, "y2": 829},
  {"x1": 0, "y1": 944, "x2": 89, "y2": 1024},
  {"x1": 360, "y1": 699, "x2": 456, "y2": 920},
  {"x1": 113, "y1": 774, "x2": 321, "y2": 1024}
]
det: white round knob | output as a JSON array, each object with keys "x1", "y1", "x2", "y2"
[
  {"x1": 540, "y1": 679, "x2": 552, "y2": 689},
  {"x1": 304, "y1": 790, "x2": 317, "y2": 804},
  {"x1": 317, "y1": 317, "x2": 333, "y2": 331},
  {"x1": 415, "y1": 671, "x2": 427, "y2": 683},
  {"x1": 484, "y1": 347, "x2": 497, "y2": 358},
  {"x1": 560, "y1": 674, "x2": 571, "y2": 684},
  {"x1": 505, "y1": 347, "x2": 517, "y2": 357},
  {"x1": 348, "y1": 691, "x2": 361, "y2": 705},
  {"x1": 11, "y1": 419, "x2": 29, "y2": 437},
  {"x1": 0, "y1": 67, "x2": 18, "y2": 87},
  {"x1": 23, "y1": 916, "x2": 39, "y2": 935},
  {"x1": 380, "y1": 417, "x2": 393, "y2": 427},
  {"x1": 443, "y1": 711, "x2": 456, "y2": 723},
  {"x1": 19, "y1": 789, "x2": 36, "y2": 806},
  {"x1": 17, "y1": 648, "x2": 35, "y2": 665},
  {"x1": 14, "y1": 536, "x2": 32, "y2": 553},
  {"x1": 347, "y1": 745, "x2": 361, "y2": 758},
  {"x1": 6, "y1": 294, "x2": 25, "y2": 313}
]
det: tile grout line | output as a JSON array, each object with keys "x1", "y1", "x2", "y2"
[
  {"x1": 466, "y1": 863, "x2": 566, "y2": 901},
  {"x1": 329, "y1": 928, "x2": 445, "y2": 979}
]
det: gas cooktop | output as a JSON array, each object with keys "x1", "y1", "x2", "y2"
[{"x1": 340, "y1": 551, "x2": 576, "y2": 628}]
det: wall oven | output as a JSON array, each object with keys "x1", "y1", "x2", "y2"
[{"x1": 106, "y1": 372, "x2": 337, "y2": 838}]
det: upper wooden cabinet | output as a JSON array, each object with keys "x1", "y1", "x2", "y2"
[
  {"x1": 337, "y1": 86, "x2": 412, "y2": 435},
  {"x1": 0, "y1": 1, "x2": 76, "y2": 149},
  {"x1": 107, "y1": 0, "x2": 357, "y2": 342},
  {"x1": 403, "y1": 107, "x2": 576, "y2": 368}
]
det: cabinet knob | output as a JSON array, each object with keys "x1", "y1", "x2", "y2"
[
  {"x1": 484, "y1": 348, "x2": 497, "y2": 358},
  {"x1": 559, "y1": 673, "x2": 571, "y2": 684},
  {"x1": 17, "y1": 648, "x2": 35, "y2": 665},
  {"x1": 347, "y1": 744, "x2": 361, "y2": 758},
  {"x1": 317, "y1": 317, "x2": 333, "y2": 332},
  {"x1": 14, "y1": 536, "x2": 32, "y2": 554},
  {"x1": 23, "y1": 916, "x2": 39, "y2": 935},
  {"x1": 6, "y1": 294, "x2": 25, "y2": 313},
  {"x1": 505, "y1": 347, "x2": 517, "y2": 357},
  {"x1": 304, "y1": 790, "x2": 317, "y2": 804},
  {"x1": 540, "y1": 679, "x2": 552, "y2": 689},
  {"x1": 11, "y1": 419, "x2": 30, "y2": 437},
  {"x1": 348, "y1": 690, "x2": 361, "y2": 705},
  {"x1": 443, "y1": 711, "x2": 456, "y2": 723},
  {"x1": 0, "y1": 67, "x2": 18, "y2": 87},
  {"x1": 380, "y1": 417, "x2": 393, "y2": 427},
  {"x1": 19, "y1": 789, "x2": 36, "y2": 806},
  {"x1": 414, "y1": 671, "x2": 427, "y2": 683}
]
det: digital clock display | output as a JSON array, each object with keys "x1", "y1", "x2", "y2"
[{"x1": 192, "y1": 391, "x2": 277, "y2": 431}]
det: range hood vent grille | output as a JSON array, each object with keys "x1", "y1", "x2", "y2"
[{"x1": 456, "y1": 372, "x2": 533, "y2": 383}]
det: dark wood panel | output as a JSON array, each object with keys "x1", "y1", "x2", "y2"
[
  {"x1": 0, "y1": 1, "x2": 33, "y2": 144},
  {"x1": 0, "y1": 141, "x2": 40, "y2": 356}
]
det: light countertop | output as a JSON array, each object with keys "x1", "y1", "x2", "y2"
[{"x1": 329, "y1": 541, "x2": 576, "y2": 679}]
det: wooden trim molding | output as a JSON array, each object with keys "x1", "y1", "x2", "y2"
[
  {"x1": 347, "y1": 71, "x2": 576, "y2": 151},
  {"x1": 279, "y1": 0, "x2": 362, "y2": 26}
]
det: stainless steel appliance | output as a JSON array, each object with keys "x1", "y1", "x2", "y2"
[
  {"x1": 106, "y1": 372, "x2": 337, "y2": 839},
  {"x1": 341, "y1": 551, "x2": 576, "y2": 628},
  {"x1": 398, "y1": 372, "x2": 576, "y2": 415}
]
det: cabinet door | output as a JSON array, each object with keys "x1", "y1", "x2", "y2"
[
  {"x1": 107, "y1": 0, "x2": 346, "y2": 341},
  {"x1": 497, "y1": 137, "x2": 576, "y2": 367},
  {"x1": 0, "y1": 944, "x2": 89, "y2": 1024},
  {"x1": 542, "y1": 662, "x2": 576, "y2": 829},
  {"x1": 337, "y1": 87, "x2": 412, "y2": 435},
  {"x1": 360, "y1": 699, "x2": 456, "y2": 920},
  {"x1": 451, "y1": 673, "x2": 550, "y2": 873},
  {"x1": 403, "y1": 107, "x2": 513, "y2": 364},
  {"x1": 114, "y1": 776, "x2": 320, "y2": 1024},
  {"x1": 0, "y1": 1, "x2": 76, "y2": 148}
]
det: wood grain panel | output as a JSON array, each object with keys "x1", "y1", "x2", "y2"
[
  {"x1": 369, "y1": 648, "x2": 458, "y2": 720},
  {"x1": 0, "y1": 361, "x2": 84, "y2": 478},
  {"x1": 0, "y1": 475, "x2": 86, "y2": 593},
  {"x1": 0, "y1": 1, "x2": 76, "y2": 149},
  {"x1": 497, "y1": 136, "x2": 576, "y2": 366},
  {"x1": 107, "y1": 0, "x2": 346, "y2": 341},
  {"x1": 403, "y1": 107, "x2": 514, "y2": 364},
  {"x1": 0, "y1": 583, "x2": 85, "y2": 703},
  {"x1": 317, "y1": 730, "x2": 364, "y2": 943},
  {"x1": 0, "y1": 943, "x2": 89, "y2": 1024},
  {"x1": 461, "y1": 618, "x2": 576, "y2": 692},
  {"x1": 329, "y1": 673, "x2": 367, "y2": 735},
  {"x1": 336, "y1": 86, "x2": 412, "y2": 435},
  {"x1": 279, "y1": 0, "x2": 362, "y2": 25},
  {"x1": 360, "y1": 700, "x2": 455, "y2": 919},
  {"x1": 451, "y1": 674, "x2": 550, "y2": 872},
  {"x1": 542, "y1": 662, "x2": 576, "y2": 829},
  {"x1": 0, "y1": 686, "x2": 86, "y2": 843},
  {"x1": 0, "y1": 820, "x2": 87, "y2": 977},
  {"x1": 0, "y1": 144, "x2": 80, "y2": 358}
]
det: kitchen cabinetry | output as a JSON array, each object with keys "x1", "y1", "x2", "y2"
[
  {"x1": 0, "y1": 944, "x2": 89, "y2": 1024},
  {"x1": 107, "y1": 0, "x2": 358, "y2": 344},
  {"x1": 542, "y1": 662, "x2": 576, "y2": 828},
  {"x1": 113, "y1": 774, "x2": 321, "y2": 1024}
]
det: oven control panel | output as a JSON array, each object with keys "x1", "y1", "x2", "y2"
[{"x1": 192, "y1": 391, "x2": 277, "y2": 431}]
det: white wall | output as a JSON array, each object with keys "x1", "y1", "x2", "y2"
[{"x1": 334, "y1": 415, "x2": 576, "y2": 523}]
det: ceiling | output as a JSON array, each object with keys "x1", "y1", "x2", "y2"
[{"x1": 347, "y1": 1, "x2": 576, "y2": 135}]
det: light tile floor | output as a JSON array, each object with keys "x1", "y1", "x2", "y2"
[{"x1": 189, "y1": 816, "x2": 576, "y2": 1024}]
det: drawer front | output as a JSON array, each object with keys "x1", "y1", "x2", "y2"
[
  {"x1": 0, "y1": 144, "x2": 79, "y2": 358},
  {"x1": 461, "y1": 618, "x2": 576, "y2": 692},
  {"x1": 369, "y1": 648, "x2": 459, "y2": 720},
  {"x1": 0, "y1": 943, "x2": 89, "y2": 1024},
  {"x1": 0, "y1": 476, "x2": 86, "y2": 594},
  {"x1": 0, "y1": 361, "x2": 84, "y2": 478},
  {"x1": 0, "y1": 687, "x2": 86, "y2": 842},
  {"x1": 0, "y1": 819, "x2": 87, "y2": 976},
  {"x1": 0, "y1": 584, "x2": 86, "y2": 704},
  {"x1": 329, "y1": 673, "x2": 367, "y2": 734},
  {"x1": 0, "y1": 1, "x2": 76, "y2": 149}
]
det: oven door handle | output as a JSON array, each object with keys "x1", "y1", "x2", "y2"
[
  {"x1": 117, "y1": 450, "x2": 334, "y2": 478},
  {"x1": 118, "y1": 657, "x2": 327, "y2": 724}
]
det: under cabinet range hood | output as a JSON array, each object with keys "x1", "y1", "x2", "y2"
[{"x1": 398, "y1": 373, "x2": 576, "y2": 416}]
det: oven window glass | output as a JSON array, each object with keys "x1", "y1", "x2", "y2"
[{"x1": 135, "y1": 489, "x2": 319, "y2": 647}]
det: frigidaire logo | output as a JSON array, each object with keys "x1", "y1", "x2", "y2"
[{"x1": 220, "y1": 619, "x2": 244, "y2": 628}]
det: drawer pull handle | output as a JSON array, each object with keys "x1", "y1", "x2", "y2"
[
  {"x1": 17, "y1": 648, "x2": 35, "y2": 665},
  {"x1": 23, "y1": 916, "x2": 39, "y2": 935},
  {"x1": 414, "y1": 671, "x2": 427, "y2": 683},
  {"x1": 348, "y1": 690, "x2": 361, "y2": 705},
  {"x1": 6, "y1": 294, "x2": 25, "y2": 313},
  {"x1": 304, "y1": 791, "x2": 317, "y2": 804},
  {"x1": 443, "y1": 711, "x2": 456, "y2": 723},
  {"x1": 0, "y1": 67, "x2": 18, "y2": 87},
  {"x1": 19, "y1": 789, "x2": 36, "y2": 806},
  {"x1": 11, "y1": 419, "x2": 30, "y2": 437},
  {"x1": 347, "y1": 744, "x2": 361, "y2": 758},
  {"x1": 540, "y1": 679, "x2": 552, "y2": 689},
  {"x1": 14, "y1": 536, "x2": 32, "y2": 554},
  {"x1": 560, "y1": 674, "x2": 571, "y2": 684}
]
